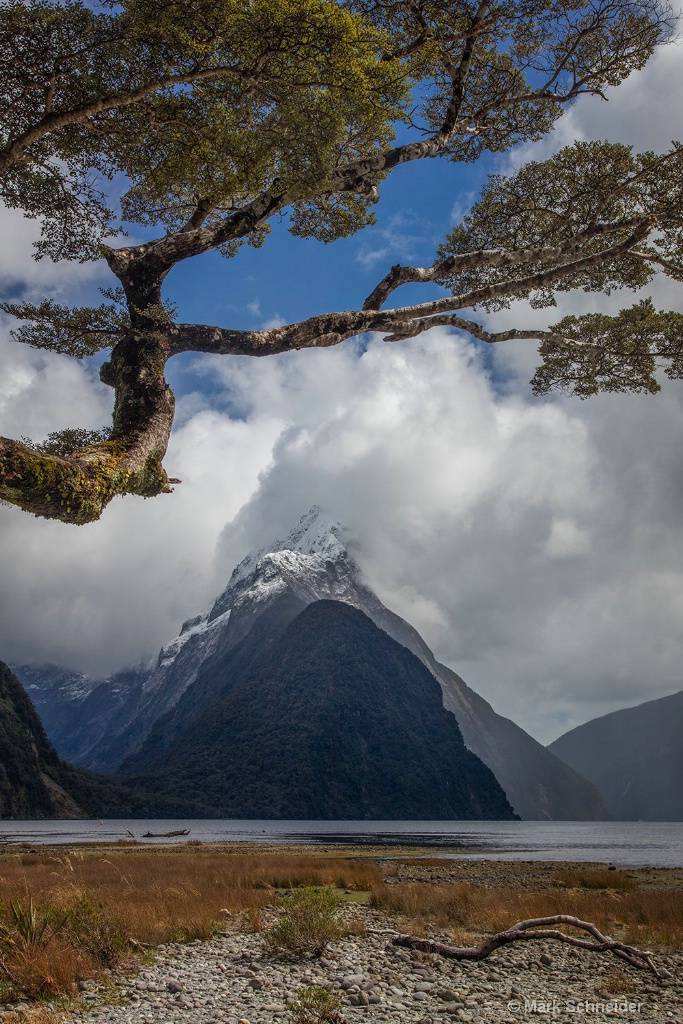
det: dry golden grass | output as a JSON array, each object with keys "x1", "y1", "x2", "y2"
[
  {"x1": 595, "y1": 970, "x2": 639, "y2": 996},
  {"x1": 370, "y1": 882, "x2": 683, "y2": 951},
  {"x1": 0, "y1": 850, "x2": 385, "y2": 1002},
  {"x1": 2, "y1": 849, "x2": 679, "y2": 1005},
  {"x1": 555, "y1": 867, "x2": 636, "y2": 891}
]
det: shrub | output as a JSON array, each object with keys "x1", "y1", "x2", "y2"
[
  {"x1": 286, "y1": 985, "x2": 345, "y2": 1024},
  {"x1": 64, "y1": 892, "x2": 127, "y2": 969},
  {"x1": 0, "y1": 897, "x2": 73, "y2": 1000},
  {"x1": 266, "y1": 888, "x2": 342, "y2": 957},
  {"x1": 2, "y1": 898, "x2": 70, "y2": 949}
]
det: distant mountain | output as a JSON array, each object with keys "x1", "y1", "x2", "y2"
[
  {"x1": 548, "y1": 690, "x2": 683, "y2": 821},
  {"x1": 14, "y1": 506, "x2": 607, "y2": 820},
  {"x1": 0, "y1": 660, "x2": 216, "y2": 819},
  {"x1": 122, "y1": 601, "x2": 517, "y2": 820},
  {"x1": 16, "y1": 663, "x2": 147, "y2": 774}
]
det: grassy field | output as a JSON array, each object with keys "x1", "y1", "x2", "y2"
[
  {"x1": 0, "y1": 844, "x2": 679, "y2": 1004},
  {"x1": 371, "y1": 875, "x2": 683, "y2": 950}
]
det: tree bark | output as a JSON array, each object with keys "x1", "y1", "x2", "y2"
[
  {"x1": 372, "y1": 916, "x2": 661, "y2": 977},
  {"x1": 0, "y1": 327, "x2": 175, "y2": 524}
]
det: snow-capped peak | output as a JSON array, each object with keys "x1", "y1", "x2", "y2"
[
  {"x1": 225, "y1": 506, "x2": 348, "y2": 589},
  {"x1": 280, "y1": 505, "x2": 347, "y2": 560}
]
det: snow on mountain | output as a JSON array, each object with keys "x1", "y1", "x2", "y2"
[
  {"x1": 207, "y1": 508, "x2": 357, "y2": 623},
  {"x1": 17, "y1": 665, "x2": 97, "y2": 704},
  {"x1": 146, "y1": 508, "x2": 349, "y2": 689},
  {"x1": 12, "y1": 505, "x2": 610, "y2": 818},
  {"x1": 231, "y1": 505, "x2": 347, "y2": 579}
]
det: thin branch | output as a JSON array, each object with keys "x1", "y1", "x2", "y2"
[
  {"x1": 363, "y1": 217, "x2": 648, "y2": 309},
  {"x1": 631, "y1": 250, "x2": 683, "y2": 279},
  {"x1": 441, "y1": 1, "x2": 492, "y2": 135},
  {"x1": 0, "y1": 62, "x2": 256, "y2": 176},
  {"x1": 367, "y1": 219, "x2": 654, "y2": 321},
  {"x1": 111, "y1": 45, "x2": 595, "y2": 278},
  {"x1": 182, "y1": 198, "x2": 218, "y2": 232}
]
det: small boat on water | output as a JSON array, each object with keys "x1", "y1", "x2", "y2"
[{"x1": 142, "y1": 828, "x2": 191, "y2": 838}]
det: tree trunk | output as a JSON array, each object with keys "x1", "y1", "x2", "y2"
[{"x1": 0, "y1": 328, "x2": 176, "y2": 524}]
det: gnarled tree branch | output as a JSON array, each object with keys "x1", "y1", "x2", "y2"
[{"x1": 373, "y1": 915, "x2": 661, "y2": 976}]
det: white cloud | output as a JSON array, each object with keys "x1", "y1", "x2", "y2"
[
  {"x1": 3, "y1": 319, "x2": 683, "y2": 745},
  {"x1": 0, "y1": 342, "x2": 284, "y2": 674},
  {"x1": 261, "y1": 314, "x2": 286, "y2": 330},
  {"x1": 2, "y1": 28, "x2": 683, "y2": 754},
  {"x1": 205, "y1": 332, "x2": 683, "y2": 743},
  {"x1": 544, "y1": 518, "x2": 591, "y2": 560},
  {"x1": 0, "y1": 204, "x2": 106, "y2": 295}
]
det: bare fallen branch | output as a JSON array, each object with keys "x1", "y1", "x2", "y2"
[{"x1": 369, "y1": 915, "x2": 661, "y2": 977}]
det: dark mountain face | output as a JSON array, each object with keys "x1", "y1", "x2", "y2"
[
  {"x1": 123, "y1": 601, "x2": 517, "y2": 821},
  {"x1": 0, "y1": 660, "x2": 67, "y2": 818},
  {"x1": 548, "y1": 690, "x2": 683, "y2": 821},
  {"x1": 18, "y1": 664, "x2": 146, "y2": 772},
  {"x1": 14, "y1": 506, "x2": 608, "y2": 820},
  {"x1": 0, "y1": 661, "x2": 216, "y2": 819}
]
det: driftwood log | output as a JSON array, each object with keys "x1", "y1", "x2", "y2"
[{"x1": 370, "y1": 915, "x2": 661, "y2": 978}]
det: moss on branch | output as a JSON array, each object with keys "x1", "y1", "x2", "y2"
[{"x1": 0, "y1": 440, "x2": 169, "y2": 524}]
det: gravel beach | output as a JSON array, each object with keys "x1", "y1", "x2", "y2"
[{"x1": 61, "y1": 855, "x2": 682, "y2": 1024}]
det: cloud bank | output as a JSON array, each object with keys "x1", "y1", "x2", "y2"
[{"x1": 1, "y1": 32, "x2": 683, "y2": 745}]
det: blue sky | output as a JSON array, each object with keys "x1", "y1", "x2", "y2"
[{"x1": 1, "y1": 29, "x2": 683, "y2": 745}]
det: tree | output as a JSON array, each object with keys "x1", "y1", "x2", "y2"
[{"x1": 0, "y1": 0, "x2": 681, "y2": 524}]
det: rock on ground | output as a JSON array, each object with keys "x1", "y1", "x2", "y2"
[{"x1": 65, "y1": 904, "x2": 682, "y2": 1024}]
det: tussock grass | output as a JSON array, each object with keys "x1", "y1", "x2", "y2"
[
  {"x1": 3, "y1": 1007, "x2": 66, "y2": 1024},
  {"x1": 595, "y1": 970, "x2": 639, "y2": 996},
  {"x1": 370, "y1": 882, "x2": 683, "y2": 951},
  {"x1": 555, "y1": 868, "x2": 636, "y2": 891},
  {"x1": 0, "y1": 851, "x2": 382, "y2": 1001},
  {"x1": 265, "y1": 888, "x2": 343, "y2": 956}
]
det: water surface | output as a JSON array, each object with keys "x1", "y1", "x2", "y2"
[{"x1": 0, "y1": 819, "x2": 681, "y2": 867}]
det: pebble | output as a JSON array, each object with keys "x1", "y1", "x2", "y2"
[{"x1": 43, "y1": 903, "x2": 682, "y2": 1024}]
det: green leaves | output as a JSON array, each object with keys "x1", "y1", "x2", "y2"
[
  {"x1": 1, "y1": 0, "x2": 407, "y2": 257},
  {"x1": 532, "y1": 300, "x2": 683, "y2": 397},
  {"x1": 3, "y1": 0, "x2": 672, "y2": 261},
  {"x1": 22, "y1": 428, "x2": 112, "y2": 457},
  {"x1": 118, "y1": 0, "x2": 407, "y2": 235},
  {"x1": 1, "y1": 298, "x2": 128, "y2": 357},
  {"x1": 436, "y1": 140, "x2": 683, "y2": 309},
  {"x1": 266, "y1": 887, "x2": 343, "y2": 957}
]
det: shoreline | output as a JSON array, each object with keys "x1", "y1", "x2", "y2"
[
  {"x1": 5, "y1": 840, "x2": 683, "y2": 886},
  {"x1": 63, "y1": 869, "x2": 682, "y2": 1024},
  {"x1": 0, "y1": 819, "x2": 682, "y2": 872},
  {"x1": 0, "y1": 848, "x2": 680, "y2": 1023}
]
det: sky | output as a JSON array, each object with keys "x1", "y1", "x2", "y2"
[{"x1": 1, "y1": 28, "x2": 683, "y2": 746}]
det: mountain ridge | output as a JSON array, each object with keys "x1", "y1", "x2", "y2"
[
  {"x1": 122, "y1": 600, "x2": 518, "y2": 820},
  {"x1": 548, "y1": 689, "x2": 683, "y2": 820},
  {"x1": 14, "y1": 506, "x2": 608, "y2": 820},
  {"x1": 0, "y1": 661, "x2": 213, "y2": 819}
]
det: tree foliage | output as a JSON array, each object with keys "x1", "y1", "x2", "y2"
[{"x1": 0, "y1": 0, "x2": 681, "y2": 523}]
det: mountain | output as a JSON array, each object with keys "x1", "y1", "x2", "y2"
[
  {"x1": 0, "y1": 661, "x2": 211, "y2": 818},
  {"x1": 14, "y1": 506, "x2": 608, "y2": 820},
  {"x1": 548, "y1": 690, "x2": 683, "y2": 820},
  {"x1": 122, "y1": 601, "x2": 517, "y2": 819},
  {"x1": 16, "y1": 663, "x2": 147, "y2": 772}
]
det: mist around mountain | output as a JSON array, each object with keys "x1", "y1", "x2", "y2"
[
  {"x1": 122, "y1": 601, "x2": 517, "y2": 820},
  {"x1": 548, "y1": 690, "x2": 683, "y2": 820},
  {"x1": 14, "y1": 506, "x2": 608, "y2": 820}
]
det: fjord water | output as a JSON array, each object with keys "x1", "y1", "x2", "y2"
[{"x1": 1, "y1": 820, "x2": 682, "y2": 866}]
